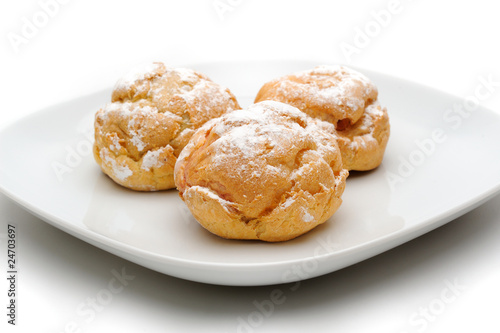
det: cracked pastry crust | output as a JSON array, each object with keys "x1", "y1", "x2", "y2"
[
  {"x1": 174, "y1": 101, "x2": 349, "y2": 242},
  {"x1": 254, "y1": 65, "x2": 390, "y2": 171},
  {"x1": 93, "y1": 62, "x2": 241, "y2": 191}
]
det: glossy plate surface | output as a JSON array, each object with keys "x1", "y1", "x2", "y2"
[{"x1": 1, "y1": 61, "x2": 499, "y2": 286}]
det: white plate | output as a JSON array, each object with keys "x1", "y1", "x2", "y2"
[{"x1": 1, "y1": 61, "x2": 500, "y2": 286}]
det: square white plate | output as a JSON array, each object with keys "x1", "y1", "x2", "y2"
[{"x1": 1, "y1": 60, "x2": 499, "y2": 286}]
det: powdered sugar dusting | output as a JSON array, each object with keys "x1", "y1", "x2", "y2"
[
  {"x1": 252, "y1": 100, "x2": 306, "y2": 118},
  {"x1": 100, "y1": 102, "x2": 157, "y2": 118},
  {"x1": 206, "y1": 101, "x2": 342, "y2": 166},
  {"x1": 309, "y1": 66, "x2": 371, "y2": 108},
  {"x1": 212, "y1": 100, "x2": 305, "y2": 135},
  {"x1": 316, "y1": 85, "x2": 362, "y2": 111},
  {"x1": 109, "y1": 134, "x2": 121, "y2": 153},
  {"x1": 212, "y1": 107, "x2": 307, "y2": 162},
  {"x1": 113, "y1": 63, "x2": 238, "y2": 125},
  {"x1": 282, "y1": 197, "x2": 295, "y2": 209},
  {"x1": 212, "y1": 109, "x2": 264, "y2": 133},
  {"x1": 310, "y1": 65, "x2": 344, "y2": 75},
  {"x1": 219, "y1": 124, "x2": 267, "y2": 158},
  {"x1": 365, "y1": 102, "x2": 385, "y2": 117},
  {"x1": 333, "y1": 170, "x2": 348, "y2": 188},
  {"x1": 188, "y1": 186, "x2": 234, "y2": 213},
  {"x1": 114, "y1": 62, "x2": 162, "y2": 91},
  {"x1": 301, "y1": 207, "x2": 314, "y2": 222},
  {"x1": 272, "y1": 65, "x2": 377, "y2": 118},
  {"x1": 130, "y1": 135, "x2": 146, "y2": 151},
  {"x1": 310, "y1": 65, "x2": 372, "y2": 85},
  {"x1": 141, "y1": 147, "x2": 166, "y2": 171},
  {"x1": 179, "y1": 80, "x2": 237, "y2": 114},
  {"x1": 170, "y1": 67, "x2": 198, "y2": 83},
  {"x1": 99, "y1": 148, "x2": 132, "y2": 181},
  {"x1": 100, "y1": 102, "x2": 160, "y2": 152}
]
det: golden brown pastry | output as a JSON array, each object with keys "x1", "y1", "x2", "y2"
[
  {"x1": 255, "y1": 65, "x2": 390, "y2": 171},
  {"x1": 93, "y1": 62, "x2": 241, "y2": 191},
  {"x1": 174, "y1": 100, "x2": 349, "y2": 242}
]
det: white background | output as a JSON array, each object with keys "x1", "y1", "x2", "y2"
[{"x1": 1, "y1": 0, "x2": 500, "y2": 332}]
